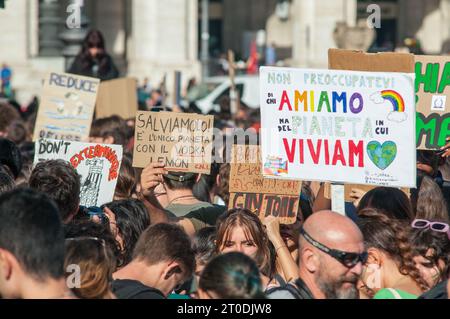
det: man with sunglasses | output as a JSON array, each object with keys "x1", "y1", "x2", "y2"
[{"x1": 268, "y1": 210, "x2": 366, "y2": 299}]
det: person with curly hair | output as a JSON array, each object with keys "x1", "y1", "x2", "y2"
[{"x1": 357, "y1": 208, "x2": 429, "y2": 299}]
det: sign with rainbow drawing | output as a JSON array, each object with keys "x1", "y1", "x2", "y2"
[{"x1": 260, "y1": 66, "x2": 416, "y2": 188}]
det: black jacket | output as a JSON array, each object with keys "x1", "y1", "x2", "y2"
[{"x1": 68, "y1": 54, "x2": 119, "y2": 81}]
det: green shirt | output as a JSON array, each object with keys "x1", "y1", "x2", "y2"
[
  {"x1": 165, "y1": 201, "x2": 213, "y2": 217},
  {"x1": 373, "y1": 288, "x2": 418, "y2": 299}
]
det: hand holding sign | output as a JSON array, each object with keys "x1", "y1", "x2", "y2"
[
  {"x1": 140, "y1": 162, "x2": 167, "y2": 197},
  {"x1": 348, "y1": 188, "x2": 367, "y2": 208},
  {"x1": 439, "y1": 137, "x2": 450, "y2": 158}
]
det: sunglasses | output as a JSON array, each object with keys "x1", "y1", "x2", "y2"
[
  {"x1": 411, "y1": 219, "x2": 450, "y2": 240},
  {"x1": 300, "y1": 228, "x2": 368, "y2": 268}
]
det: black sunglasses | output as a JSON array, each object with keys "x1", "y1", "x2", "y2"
[{"x1": 300, "y1": 228, "x2": 368, "y2": 268}]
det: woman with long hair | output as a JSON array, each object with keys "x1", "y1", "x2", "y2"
[
  {"x1": 357, "y1": 208, "x2": 429, "y2": 299},
  {"x1": 215, "y1": 208, "x2": 277, "y2": 290},
  {"x1": 68, "y1": 29, "x2": 119, "y2": 81}
]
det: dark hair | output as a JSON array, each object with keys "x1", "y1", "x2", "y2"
[
  {"x1": 216, "y1": 208, "x2": 272, "y2": 278},
  {"x1": 357, "y1": 187, "x2": 413, "y2": 220},
  {"x1": 417, "y1": 150, "x2": 440, "y2": 178},
  {"x1": 199, "y1": 252, "x2": 265, "y2": 299},
  {"x1": 64, "y1": 220, "x2": 120, "y2": 268},
  {"x1": 78, "y1": 30, "x2": 109, "y2": 75},
  {"x1": 6, "y1": 120, "x2": 28, "y2": 145},
  {"x1": 217, "y1": 163, "x2": 230, "y2": 206},
  {"x1": 0, "y1": 102, "x2": 21, "y2": 133},
  {"x1": 29, "y1": 160, "x2": 81, "y2": 222},
  {"x1": 0, "y1": 165, "x2": 14, "y2": 194},
  {"x1": 90, "y1": 115, "x2": 128, "y2": 147},
  {"x1": 0, "y1": 188, "x2": 65, "y2": 281},
  {"x1": 192, "y1": 227, "x2": 217, "y2": 266},
  {"x1": 133, "y1": 223, "x2": 195, "y2": 280},
  {"x1": 102, "y1": 199, "x2": 150, "y2": 267},
  {"x1": 357, "y1": 208, "x2": 429, "y2": 291},
  {"x1": 114, "y1": 154, "x2": 137, "y2": 200},
  {"x1": 193, "y1": 163, "x2": 221, "y2": 203},
  {"x1": 0, "y1": 138, "x2": 23, "y2": 179},
  {"x1": 410, "y1": 228, "x2": 450, "y2": 281}
]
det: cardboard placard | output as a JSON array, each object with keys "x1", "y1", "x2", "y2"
[
  {"x1": 260, "y1": 66, "x2": 416, "y2": 188},
  {"x1": 415, "y1": 55, "x2": 450, "y2": 150},
  {"x1": 96, "y1": 77, "x2": 138, "y2": 120},
  {"x1": 229, "y1": 144, "x2": 302, "y2": 224},
  {"x1": 324, "y1": 182, "x2": 410, "y2": 201},
  {"x1": 328, "y1": 49, "x2": 415, "y2": 73},
  {"x1": 33, "y1": 72, "x2": 99, "y2": 142},
  {"x1": 34, "y1": 139, "x2": 123, "y2": 207},
  {"x1": 132, "y1": 111, "x2": 214, "y2": 173}
]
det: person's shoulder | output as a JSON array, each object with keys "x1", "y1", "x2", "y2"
[
  {"x1": 266, "y1": 288, "x2": 296, "y2": 299},
  {"x1": 112, "y1": 279, "x2": 165, "y2": 299},
  {"x1": 419, "y1": 280, "x2": 448, "y2": 299}
]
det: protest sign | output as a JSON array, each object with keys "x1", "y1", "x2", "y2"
[
  {"x1": 132, "y1": 111, "x2": 214, "y2": 174},
  {"x1": 415, "y1": 55, "x2": 450, "y2": 150},
  {"x1": 260, "y1": 66, "x2": 416, "y2": 188},
  {"x1": 33, "y1": 72, "x2": 99, "y2": 142},
  {"x1": 34, "y1": 139, "x2": 123, "y2": 207},
  {"x1": 229, "y1": 144, "x2": 302, "y2": 224},
  {"x1": 96, "y1": 77, "x2": 138, "y2": 120}
]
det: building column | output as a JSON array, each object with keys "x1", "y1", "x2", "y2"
[
  {"x1": 127, "y1": 0, "x2": 200, "y2": 101},
  {"x1": 292, "y1": 0, "x2": 356, "y2": 68}
]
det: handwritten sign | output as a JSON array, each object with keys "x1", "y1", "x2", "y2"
[
  {"x1": 415, "y1": 55, "x2": 450, "y2": 150},
  {"x1": 34, "y1": 139, "x2": 123, "y2": 207},
  {"x1": 260, "y1": 66, "x2": 416, "y2": 188},
  {"x1": 229, "y1": 145, "x2": 302, "y2": 224},
  {"x1": 33, "y1": 72, "x2": 99, "y2": 142},
  {"x1": 132, "y1": 111, "x2": 214, "y2": 174}
]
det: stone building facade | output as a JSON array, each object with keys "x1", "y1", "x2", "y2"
[{"x1": 0, "y1": 0, "x2": 449, "y2": 104}]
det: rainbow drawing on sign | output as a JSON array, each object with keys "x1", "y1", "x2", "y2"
[
  {"x1": 264, "y1": 156, "x2": 288, "y2": 176},
  {"x1": 381, "y1": 90, "x2": 405, "y2": 112}
]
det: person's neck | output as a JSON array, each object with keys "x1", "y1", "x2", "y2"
[
  {"x1": 298, "y1": 268, "x2": 326, "y2": 299},
  {"x1": 20, "y1": 277, "x2": 69, "y2": 299},
  {"x1": 113, "y1": 260, "x2": 163, "y2": 294},
  {"x1": 382, "y1": 263, "x2": 420, "y2": 294},
  {"x1": 166, "y1": 189, "x2": 199, "y2": 206}
]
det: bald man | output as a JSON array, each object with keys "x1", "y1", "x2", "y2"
[{"x1": 268, "y1": 211, "x2": 366, "y2": 299}]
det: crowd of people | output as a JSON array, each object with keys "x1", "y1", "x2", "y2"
[{"x1": 0, "y1": 30, "x2": 450, "y2": 300}]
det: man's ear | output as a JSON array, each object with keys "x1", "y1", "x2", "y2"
[
  {"x1": 302, "y1": 247, "x2": 319, "y2": 273},
  {"x1": 215, "y1": 174, "x2": 220, "y2": 187},
  {"x1": 0, "y1": 249, "x2": 15, "y2": 281},
  {"x1": 163, "y1": 261, "x2": 183, "y2": 281}
]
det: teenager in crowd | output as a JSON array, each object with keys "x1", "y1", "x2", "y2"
[
  {"x1": 29, "y1": 160, "x2": 81, "y2": 224},
  {"x1": 268, "y1": 211, "x2": 365, "y2": 299},
  {"x1": 112, "y1": 223, "x2": 195, "y2": 299},
  {"x1": 357, "y1": 208, "x2": 429, "y2": 299},
  {"x1": 89, "y1": 115, "x2": 129, "y2": 148},
  {"x1": 68, "y1": 29, "x2": 119, "y2": 81},
  {"x1": 101, "y1": 199, "x2": 151, "y2": 268},
  {"x1": 198, "y1": 252, "x2": 266, "y2": 299},
  {"x1": 0, "y1": 189, "x2": 72, "y2": 299},
  {"x1": 65, "y1": 236, "x2": 116, "y2": 299},
  {"x1": 215, "y1": 208, "x2": 277, "y2": 291},
  {"x1": 410, "y1": 226, "x2": 449, "y2": 289}
]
